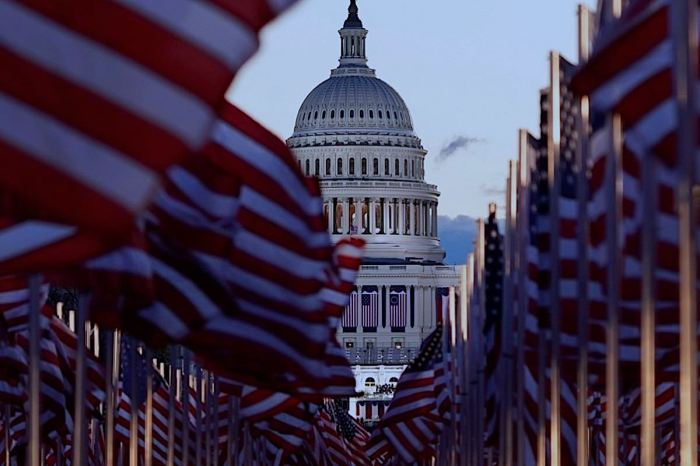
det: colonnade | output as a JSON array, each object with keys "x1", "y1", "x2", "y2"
[{"x1": 323, "y1": 197, "x2": 439, "y2": 237}]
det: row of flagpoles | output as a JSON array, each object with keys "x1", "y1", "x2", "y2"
[{"x1": 450, "y1": 0, "x2": 700, "y2": 465}]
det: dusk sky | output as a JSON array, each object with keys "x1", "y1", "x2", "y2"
[{"x1": 228, "y1": 0, "x2": 597, "y2": 219}]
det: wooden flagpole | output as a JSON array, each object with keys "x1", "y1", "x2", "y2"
[
  {"x1": 182, "y1": 350, "x2": 191, "y2": 466},
  {"x1": 576, "y1": 6, "x2": 592, "y2": 466},
  {"x1": 671, "y1": 1, "x2": 699, "y2": 465},
  {"x1": 128, "y1": 337, "x2": 139, "y2": 466},
  {"x1": 144, "y1": 347, "x2": 154, "y2": 466},
  {"x1": 166, "y1": 348, "x2": 177, "y2": 466}
]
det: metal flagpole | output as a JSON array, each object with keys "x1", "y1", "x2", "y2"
[
  {"x1": 576, "y1": 6, "x2": 591, "y2": 466},
  {"x1": 27, "y1": 274, "x2": 43, "y2": 466},
  {"x1": 448, "y1": 287, "x2": 458, "y2": 465},
  {"x1": 605, "y1": 113, "x2": 623, "y2": 466},
  {"x1": 458, "y1": 265, "x2": 469, "y2": 466},
  {"x1": 166, "y1": 348, "x2": 177, "y2": 466},
  {"x1": 144, "y1": 348, "x2": 154, "y2": 466},
  {"x1": 671, "y1": 1, "x2": 699, "y2": 465},
  {"x1": 204, "y1": 373, "x2": 212, "y2": 466},
  {"x1": 4, "y1": 405, "x2": 11, "y2": 466},
  {"x1": 548, "y1": 50, "x2": 563, "y2": 466},
  {"x1": 128, "y1": 337, "x2": 139, "y2": 466},
  {"x1": 72, "y1": 296, "x2": 89, "y2": 466},
  {"x1": 515, "y1": 130, "x2": 529, "y2": 466},
  {"x1": 182, "y1": 350, "x2": 191, "y2": 466},
  {"x1": 476, "y1": 219, "x2": 486, "y2": 466}
]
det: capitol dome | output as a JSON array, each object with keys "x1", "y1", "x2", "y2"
[{"x1": 287, "y1": 0, "x2": 445, "y2": 264}]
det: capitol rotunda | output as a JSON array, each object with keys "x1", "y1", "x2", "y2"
[{"x1": 287, "y1": 0, "x2": 460, "y2": 382}]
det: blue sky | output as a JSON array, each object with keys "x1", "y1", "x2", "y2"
[{"x1": 228, "y1": 0, "x2": 596, "y2": 219}]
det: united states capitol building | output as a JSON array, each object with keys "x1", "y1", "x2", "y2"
[{"x1": 287, "y1": 0, "x2": 460, "y2": 421}]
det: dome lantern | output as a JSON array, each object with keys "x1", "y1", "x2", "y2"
[{"x1": 339, "y1": 0, "x2": 368, "y2": 69}]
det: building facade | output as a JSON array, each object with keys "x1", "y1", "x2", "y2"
[{"x1": 287, "y1": 0, "x2": 460, "y2": 419}]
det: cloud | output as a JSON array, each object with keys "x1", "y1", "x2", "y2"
[
  {"x1": 438, "y1": 215, "x2": 478, "y2": 264},
  {"x1": 437, "y1": 135, "x2": 484, "y2": 162}
]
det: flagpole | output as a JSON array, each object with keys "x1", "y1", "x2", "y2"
[
  {"x1": 144, "y1": 347, "x2": 154, "y2": 466},
  {"x1": 671, "y1": 1, "x2": 699, "y2": 465},
  {"x1": 475, "y1": 219, "x2": 486, "y2": 466},
  {"x1": 27, "y1": 274, "x2": 42, "y2": 466},
  {"x1": 514, "y1": 130, "x2": 528, "y2": 466},
  {"x1": 605, "y1": 113, "x2": 623, "y2": 466},
  {"x1": 182, "y1": 350, "x2": 191, "y2": 466},
  {"x1": 128, "y1": 337, "x2": 139, "y2": 466},
  {"x1": 4, "y1": 405, "x2": 11, "y2": 466},
  {"x1": 499, "y1": 161, "x2": 516, "y2": 466},
  {"x1": 166, "y1": 348, "x2": 177, "y2": 466},
  {"x1": 72, "y1": 295, "x2": 89, "y2": 466},
  {"x1": 576, "y1": 6, "x2": 591, "y2": 466},
  {"x1": 104, "y1": 331, "x2": 119, "y2": 466},
  {"x1": 547, "y1": 50, "x2": 563, "y2": 466},
  {"x1": 639, "y1": 82, "x2": 658, "y2": 466},
  {"x1": 195, "y1": 366, "x2": 203, "y2": 466},
  {"x1": 204, "y1": 373, "x2": 212, "y2": 466}
]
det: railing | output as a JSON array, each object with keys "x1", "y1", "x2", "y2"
[{"x1": 345, "y1": 347, "x2": 417, "y2": 365}]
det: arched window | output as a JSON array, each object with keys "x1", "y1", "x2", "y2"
[
  {"x1": 365, "y1": 377, "x2": 376, "y2": 388},
  {"x1": 384, "y1": 159, "x2": 389, "y2": 175},
  {"x1": 387, "y1": 111, "x2": 391, "y2": 120},
  {"x1": 389, "y1": 377, "x2": 399, "y2": 385},
  {"x1": 361, "y1": 158, "x2": 367, "y2": 175},
  {"x1": 349, "y1": 158, "x2": 355, "y2": 175},
  {"x1": 359, "y1": 110, "x2": 364, "y2": 119},
  {"x1": 330, "y1": 110, "x2": 335, "y2": 119},
  {"x1": 337, "y1": 158, "x2": 343, "y2": 175},
  {"x1": 322, "y1": 110, "x2": 326, "y2": 119},
  {"x1": 305, "y1": 159, "x2": 310, "y2": 175},
  {"x1": 373, "y1": 158, "x2": 379, "y2": 175},
  {"x1": 325, "y1": 158, "x2": 331, "y2": 176},
  {"x1": 379, "y1": 110, "x2": 383, "y2": 119},
  {"x1": 350, "y1": 110, "x2": 355, "y2": 119},
  {"x1": 394, "y1": 111, "x2": 398, "y2": 120},
  {"x1": 404, "y1": 160, "x2": 408, "y2": 176},
  {"x1": 411, "y1": 160, "x2": 415, "y2": 177},
  {"x1": 314, "y1": 159, "x2": 320, "y2": 176},
  {"x1": 340, "y1": 110, "x2": 345, "y2": 119},
  {"x1": 369, "y1": 110, "x2": 374, "y2": 119},
  {"x1": 314, "y1": 111, "x2": 318, "y2": 120},
  {"x1": 394, "y1": 159, "x2": 399, "y2": 176}
]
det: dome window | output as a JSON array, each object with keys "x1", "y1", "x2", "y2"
[
  {"x1": 349, "y1": 158, "x2": 355, "y2": 175},
  {"x1": 330, "y1": 110, "x2": 335, "y2": 119},
  {"x1": 340, "y1": 110, "x2": 345, "y2": 119},
  {"x1": 314, "y1": 159, "x2": 320, "y2": 176},
  {"x1": 404, "y1": 160, "x2": 408, "y2": 176},
  {"x1": 350, "y1": 110, "x2": 354, "y2": 119},
  {"x1": 384, "y1": 159, "x2": 389, "y2": 175},
  {"x1": 373, "y1": 158, "x2": 379, "y2": 175},
  {"x1": 361, "y1": 158, "x2": 367, "y2": 175},
  {"x1": 322, "y1": 111, "x2": 326, "y2": 119},
  {"x1": 305, "y1": 159, "x2": 310, "y2": 176},
  {"x1": 359, "y1": 110, "x2": 364, "y2": 119},
  {"x1": 394, "y1": 111, "x2": 398, "y2": 120},
  {"x1": 387, "y1": 111, "x2": 391, "y2": 120},
  {"x1": 379, "y1": 110, "x2": 383, "y2": 119},
  {"x1": 394, "y1": 159, "x2": 399, "y2": 176},
  {"x1": 326, "y1": 158, "x2": 331, "y2": 176},
  {"x1": 369, "y1": 110, "x2": 374, "y2": 119},
  {"x1": 411, "y1": 160, "x2": 415, "y2": 177},
  {"x1": 337, "y1": 158, "x2": 343, "y2": 175}
]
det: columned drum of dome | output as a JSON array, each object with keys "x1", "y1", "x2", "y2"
[
  {"x1": 287, "y1": 1, "x2": 459, "y2": 363},
  {"x1": 287, "y1": 0, "x2": 445, "y2": 263}
]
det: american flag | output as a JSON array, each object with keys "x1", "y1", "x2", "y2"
[
  {"x1": 482, "y1": 205, "x2": 504, "y2": 452},
  {"x1": 368, "y1": 326, "x2": 445, "y2": 464},
  {"x1": 388, "y1": 286, "x2": 407, "y2": 329},
  {"x1": 342, "y1": 287, "x2": 359, "y2": 329},
  {"x1": 0, "y1": 0, "x2": 298, "y2": 235},
  {"x1": 361, "y1": 286, "x2": 379, "y2": 329}
]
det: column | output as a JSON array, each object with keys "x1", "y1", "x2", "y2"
[
  {"x1": 352, "y1": 198, "x2": 361, "y2": 234},
  {"x1": 409, "y1": 200, "x2": 416, "y2": 236},
  {"x1": 326, "y1": 201, "x2": 333, "y2": 233},
  {"x1": 369, "y1": 199, "x2": 376, "y2": 235},
  {"x1": 342, "y1": 198, "x2": 350, "y2": 234},
  {"x1": 399, "y1": 199, "x2": 406, "y2": 235},
  {"x1": 383, "y1": 198, "x2": 389, "y2": 235}
]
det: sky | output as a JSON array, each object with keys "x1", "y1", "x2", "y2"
[{"x1": 228, "y1": 0, "x2": 597, "y2": 219}]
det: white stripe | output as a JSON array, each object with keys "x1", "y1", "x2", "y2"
[
  {"x1": 212, "y1": 121, "x2": 322, "y2": 213},
  {"x1": 167, "y1": 166, "x2": 240, "y2": 219},
  {"x1": 0, "y1": 221, "x2": 77, "y2": 262},
  {"x1": 0, "y1": 2, "x2": 213, "y2": 147},
  {"x1": 591, "y1": 40, "x2": 672, "y2": 113},
  {"x1": 117, "y1": 0, "x2": 257, "y2": 69},
  {"x1": 0, "y1": 93, "x2": 159, "y2": 213}
]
